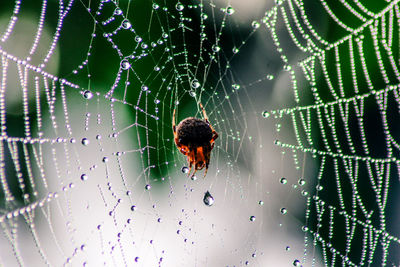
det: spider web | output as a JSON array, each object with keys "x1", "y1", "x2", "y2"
[{"x1": 0, "y1": 0, "x2": 399, "y2": 266}]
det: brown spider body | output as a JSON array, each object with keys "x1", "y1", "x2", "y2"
[{"x1": 173, "y1": 104, "x2": 218, "y2": 178}]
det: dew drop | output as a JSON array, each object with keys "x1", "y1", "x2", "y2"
[
  {"x1": 298, "y1": 178, "x2": 306, "y2": 186},
  {"x1": 252, "y1": 21, "x2": 260, "y2": 29},
  {"x1": 201, "y1": 13, "x2": 208, "y2": 20},
  {"x1": 141, "y1": 85, "x2": 148, "y2": 91},
  {"x1": 284, "y1": 64, "x2": 292, "y2": 71},
  {"x1": 203, "y1": 191, "x2": 214, "y2": 206},
  {"x1": 280, "y1": 177, "x2": 287, "y2": 184},
  {"x1": 232, "y1": 47, "x2": 239, "y2": 54},
  {"x1": 81, "y1": 174, "x2": 88, "y2": 181},
  {"x1": 232, "y1": 84, "x2": 240, "y2": 90},
  {"x1": 189, "y1": 91, "x2": 196, "y2": 97},
  {"x1": 131, "y1": 205, "x2": 137, "y2": 211},
  {"x1": 122, "y1": 19, "x2": 131, "y2": 29},
  {"x1": 181, "y1": 166, "x2": 189, "y2": 174},
  {"x1": 176, "y1": 2, "x2": 184, "y2": 11},
  {"x1": 145, "y1": 184, "x2": 151, "y2": 190},
  {"x1": 191, "y1": 79, "x2": 200, "y2": 89},
  {"x1": 153, "y1": 3, "x2": 159, "y2": 9},
  {"x1": 258, "y1": 200, "x2": 264, "y2": 206},
  {"x1": 135, "y1": 257, "x2": 139, "y2": 262},
  {"x1": 225, "y1": 6, "x2": 235, "y2": 15},
  {"x1": 81, "y1": 138, "x2": 89, "y2": 146},
  {"x1": 280, "y1": 208, "x2": 287, "y2": 215},
  {"x1": 316, "y1": 185, "x2": 323, "y2": 191},
  {"x1": 212, "y1": 44, "x2": 220, "y2": 52},
  {"x1": 83, "y1": 90, "x2": 93, "y2": 99},
  {"x1": 293, "y1": 259, "x2": 301, "y2": 266},
  {"x1": 262, "y1": 111, "x2": 270, "y2": 118},
  {"x1": 267, "y1": 74, "x2": 274, "y2": 80},
  {"x1": 114, "y1": 8, "x2": 122, "y2": 15},
  {"x1": 285, "y1": 246, "x2": 291, "y2": 251},
  {"x1": 249, "y1": 215, "x2": 256, "y2": 222},
  {"x1": 120, "y1": 60, "x2": 130, "y2": 70}
]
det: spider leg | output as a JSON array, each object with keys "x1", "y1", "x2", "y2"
[
  {"x1": 187, "y1": 160, "x2": 193, "y2": 177},
  {"x1": 199, "y1": 103, "x2": 209, "y2": 122},
  {"x1": 203, "y1": 164, "x2": 209, "y2": 178},
  {"x1": 172, "y1": 109, "x2": 177, "y2": 135}
]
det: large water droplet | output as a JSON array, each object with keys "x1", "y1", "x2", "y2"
[
  {"x1": 181, "y1": 166, "x2": 189, "y2": 174},
  {"x1": 122, "y1": 19, "x2": 131, "y2": 29},
  {"x1": 81, "y1": 138, "x2": 89, "y2": 146},
  {"x1": 176, "y1": 3, "x2": 184, "y2": 11},
  {"x1": 191, "y1": 79, "x2": 200, "y2": 89},
  {"x1": 212, "y1": 44, "x2": 220, "y2": 52},
  {"x1": 225, "y1": 6, "x2": 235, "y2": 15},
  {"x1": 83, "y1": 90, "x2": 93, "y2": 99},
  {"x1": 203, "y1": 191, "x2": 214, "y2": 206},
  {"x1": 120, "y1": 60, "x2": 130, "y2": 70}
]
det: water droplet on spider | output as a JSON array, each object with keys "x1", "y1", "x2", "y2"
[
  {"x1": 212, "y1": 44, "x2": 220, "y2": 52},
  {"x1": 298, "y1": 178, "x2": 306, "y2": 186},
  {"x1": 267, "y1": 74, "x2": 274, "y2": 80},
  {"x1": 232, "y1": 84, "x2": 240, "y2": 90},
  {"x1": 120, "y1": 60, "x2": 130, "y2": 70},
  {"x1": 114, "y1": 8, "x2": 122, "y2": 15},
  {"x1": 280, "y1": 208, "x2": 287, "y2": 215},
  {"x1": 293, "y1": 259, "x2": 301, "y2": 266},
  {"x1": 280, "y1": 177, "x2": 287, "y2": 184},
  {"x1": 81, "y1": 174, "x2": 88, "y2": 181},
  {"x1": 81, "y1": 138, "x2": 89, "y2": 146},
  {"x1": 225, "y1": 6, "x2": 235, "y2": 15},
  {"x1": 145, "y1": 184, "x2": 151, "y2": 190},
  {"x1": 181, "y1": 166, "x2": 189, "y2": 174},
  {"x1": 262, "y1": 111, "x2": 270, "y2": 118},
  {"x1": 83, "y1": 90, "x2": 93, "y2": 99},
  {"x1": 175, "y1": 2, "x2": 184, "y2": 11},
  {"x1": 203, "y1": 191, "x2": 214, "y2": 206},
  {"x1": 191, "y1": 79, "x2": 200, "y2": 89},
  {"x1": 141, "y1": 85, "x2": 148, "y2": 91},
  {"x1": 189, "y1": 91, "x2": 196, "y2": 97},
  {"x1": 249, "y1": 215, "x2": 256, "y2": 222},
  {"x1": 252, "y1": 21, "x2": 260, "y2": 29},
  {"x1": 121, "y1": 19, "x2": 131, "y2": 29}
]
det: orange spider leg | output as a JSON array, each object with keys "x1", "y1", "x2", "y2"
[{"x1": 199, "y1": 103, "x2": 219, "y2": 143}]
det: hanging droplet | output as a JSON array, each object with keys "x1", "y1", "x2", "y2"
[
  {"x1": 176, "y1": 2, "x2": 184, "y2": 11},
  {"x1": 225, "y1": 6, "x2": 235, "y2": 15},
  {"x1": 189, "y1": 91, "x2": 196, "y2": 97},
  {"x1": 114, "y1": 8, "x2": 122, "y2": 15},
  {"x1": 120, "y1": 60, "x2": 131, "y2": 70},
  {"x1": 262, "y1": 111, "x2": 270, "y2": 118},
  {"x1": 153, "y1": 3, "x2": 159, "y2": 9},
  {"x1": 83, "y1": 90, "x2": 93, "y2": 99},
  {"x1": 203, "y1": 191, "x2": 214, "y2": 206},
  {"x1": 280, "y1": 208, "x2": 287, "y2": 215},
  {"x1": 232, "y1": 47, "x2": 239, "y2": 54},
  {"x1": 280, "y1": 177, "x2": 287, "y2": 184},
  {"x1": 145, "y1": 184, "x2": 151, "y2": 190},
  {"x1": 252, "y1": 21, "x2": 260, "y2": 29},
  {"x1": 283, "y1": 64, "x2": 292, "y2": 71},
  {"x1": 191, "y1": 79, "x2": 200, "y2": 89},
  {"x1": 298, "y1": 178, "x2": 306, "y2": 186},
  {"x1": 267, "y1": 74, "x2": 274, "y2": 80},
  {"x1": 201, "y1": 13, "x2": 208, "y2": 20},
  {"x1": 249, "y1": 215, "x2": 256, "y2": 221},
  {"x1": 191, "y1": 175, "x2": 197, "y2": 181},
  {"x1": 285, "y1": 246, "x2": 291, "y2": 251},
  {"x1": 122, "y1": 19, "x2": 132, "y2": 29},
  {"x1": 181, "y1": 166, "x2": 189, "y2": 173},
  {"x1": 81, "y1": 138, "x2": 89, "y2": 146},
  {"x1": 81, "y1": 174, "x2": 88, "y2": 181},
  {"x1": 141, "y1": 85, "x2": 148, "y2": 91},
  {"x1": 293, "y1": 259, "x2": 301, "y2": 266},
  {"x1": 258, "y1": 200, "x2": 264, "y2": 206},
  {"x1": 232, "y1": 84, "x2": 240, "y2": 90},
  {"x1": 212, "y1": 44, "x2": 220, "y2": 52}
]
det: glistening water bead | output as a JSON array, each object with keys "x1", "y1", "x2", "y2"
[
  {"x1": 249, "y1": 216, "x2": 256, "y2": 221},
  {"x1": 120, "y1": 60, "x2": 130, "y2": 70},
  {"x1": 81, "y1": 138, "x2": 89, "y2": 146},
  {"x1": 83, "y1": 90, "x2": 93, "y2": 99},
  {"x1": 203, "y1": 191, "x2": 214, "y2": 206},
  {"x1": 181, "y1": 166, "x2": 189, "y2": 174},
  {"x1": 280, "y1": 177, "x2": 287, "y2": 184}
]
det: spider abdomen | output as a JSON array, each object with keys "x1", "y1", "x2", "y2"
[{"x1": 176, "y1": 117, "x2": 212, "y2": 146}]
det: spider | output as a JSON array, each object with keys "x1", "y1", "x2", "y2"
[{"x1": 173, "y1": 103, "x2": 219, "y2": 178}]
